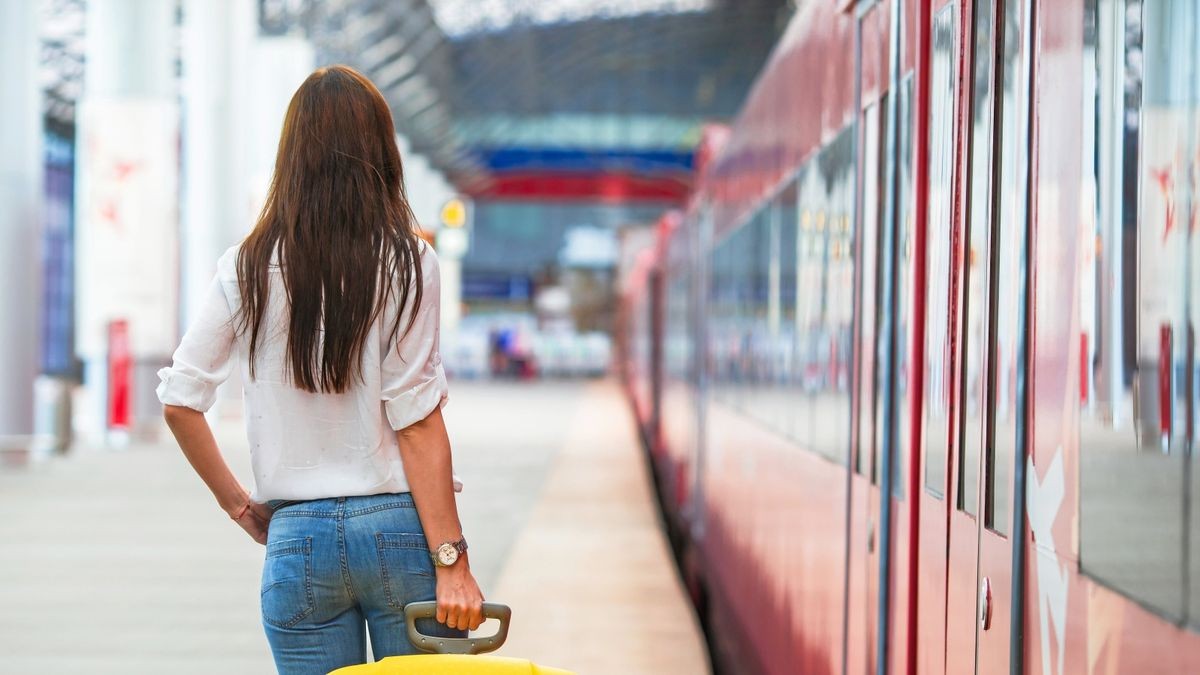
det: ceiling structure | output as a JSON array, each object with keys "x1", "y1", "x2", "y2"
[
  {"x1": 441, "y1": 0, "x2": 787, "y2": 201},
  {"x1": 248, "y1": 0, "x2": 789, "y2": 203},
  {"x1": 40, "y1": 0, "x2": 790, "y2": 203},
  {"x1": 39, "y1": 0, "x2": 87, "y2": 130}
]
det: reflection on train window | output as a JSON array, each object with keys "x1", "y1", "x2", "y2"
[
  {"x1": 871, "y1": 98, "x2": 891, "y2": 487},
  {"x1": 857, "y1": 102, "x2": 884, "y2": 481},
  {"x1": 663, "y1": 217, "x2": 694, "y2": 468},
  {"x1": 710, "y1": 224, "x2": 737, "y2": 405},
  {"x1": 924, "y1": 4, "x2": 958, "y2": 499},
  {"x1": 892, "y1": 75, "x2": 915, "y2": 499},
  {"x1": 815, "y1": 129, "x2": 854, "y2": 466},
  {"x1": 707, "y1": 129, "x2": 853, "y2": 467},
  {"x1": 777, "y1": 180, "x2": 802, "y2": 441},
  {"x1": 796, "y1": 175, "x2": 820, "y2": 453},
  {"x1": 1080, "y1": 0, "x2": 1197, "y2": 622},
  {"x1": 984, "y1": 0, "x2": 1027, "y2": 538},
  {"x1": 958, "y1": 0, "x2": 995, "y2": 517}
]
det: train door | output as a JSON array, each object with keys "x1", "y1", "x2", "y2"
[
  {"x1": 935, "y1": 0, "x2": 1034, "y2": 672},
  {"x1": 915, "y1": 2, "x2": 959, "y2": 673},
  {"x1": 849, "y1": 0, "x2": 925, "y2": 670},
  {"x1": 847, "y1": 1, "x2": 891, "y2": 672},
  {"x1": 847, "y1": 97, "x2": 886, "y2": 675}
]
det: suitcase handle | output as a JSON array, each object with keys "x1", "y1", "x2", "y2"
[{"x1": 404, "y1": 601, "x2": 512, "y2": 655}]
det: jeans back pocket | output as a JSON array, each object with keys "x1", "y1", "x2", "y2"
[
  {"x1": 375, "y1": 532, "x2": 434, "y2": 609},
  {"x1": 261, "y1": 536, "x2": 314, "y2": 628}
]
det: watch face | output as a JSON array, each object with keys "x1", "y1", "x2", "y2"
[{"x1": 437, "y1": 543, "x2": 458, "y2": 566}]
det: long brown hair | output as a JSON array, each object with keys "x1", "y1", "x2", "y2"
[{"x1": 237, "y1": 65, "x2": 423, "y2": 394}]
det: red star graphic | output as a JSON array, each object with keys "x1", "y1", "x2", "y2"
[
  {"x1": 1151, "y1": 167, "x2": 1175, "y2": 242},
  {"x1": 113, "y1": 160, "x2": 141, "y2": 182}
]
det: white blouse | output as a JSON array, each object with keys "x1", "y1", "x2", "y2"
[{"x1": 156, "y1": 240, "x2": 459, "y2": 503}]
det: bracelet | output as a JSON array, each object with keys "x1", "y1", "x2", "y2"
[{"x1": 230, "y1": 502, "x2": 251, "y2": 521}]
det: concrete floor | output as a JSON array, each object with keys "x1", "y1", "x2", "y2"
[{"x1": 0, "y1": 378, "x2": 708, "y2": 675}]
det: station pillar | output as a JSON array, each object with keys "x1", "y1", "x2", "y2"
[
  {"x1": 76, "y1": 0, "x2": 179, "y2": 445},
  {"x1": 0, "y1": 1, "x2": 44, "y2": 459},
  {"x1": 180, "y1": 0, "x2": 258, "y2": 328},
  {"x1": 436, "y1": 197, "x2": 471, "y2": 341}
]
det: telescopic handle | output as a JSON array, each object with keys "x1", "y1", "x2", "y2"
[{"x1": 403, "y1": 601, "x2": 512, "y2": 655}]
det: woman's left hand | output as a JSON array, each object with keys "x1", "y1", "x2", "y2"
[
  {"x1": 229, "y1": 500, "x2": 274, "y2": 544},
  {"x1": 162, "y1": 405, "x2": 274, "y2": 545}
]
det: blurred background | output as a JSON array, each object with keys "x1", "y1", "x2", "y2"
[
  {"x1": 7, "y1": 1, "x2": 1198, "y2": 674},
  {"x1": 0, "y1": 0, "x2": 787, "y2": 451},
  {"x1": 0, "y1": 1, "x2": 789, "y2": 672}
]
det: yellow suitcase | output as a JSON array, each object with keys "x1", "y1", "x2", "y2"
[{"x1": 328, "y1": 602, "x2": 572, "y2": 675}]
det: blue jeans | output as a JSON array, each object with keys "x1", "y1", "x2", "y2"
[{"x1": 261, "y1": 493, "x2": 464, "y2": 674}]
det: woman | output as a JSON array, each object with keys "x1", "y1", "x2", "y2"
[{"x1": 156, "y1": 65, "x2": 484, "y2": 673}]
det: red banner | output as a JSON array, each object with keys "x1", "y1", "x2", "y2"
[{"x1": 107, "y1": 319, "x2": 132, "y2": 430}]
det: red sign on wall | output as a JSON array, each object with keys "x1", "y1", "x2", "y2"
[{"x1": 107, "y1": 319, "x2": 132, "y2": 430}]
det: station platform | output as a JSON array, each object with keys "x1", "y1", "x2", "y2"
[{"x1": 0, "y1": 379, "x2": 709, "y2": 674}]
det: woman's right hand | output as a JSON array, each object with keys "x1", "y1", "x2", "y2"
[{"x1": 435, "y1": 560, "x2": 484, "y2": 631}]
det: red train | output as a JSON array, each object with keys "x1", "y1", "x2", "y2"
[{"x1": 618, "y1": 1, "x2": 1200, "y2": 673}]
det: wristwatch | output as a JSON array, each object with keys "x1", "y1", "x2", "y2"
[{"x1": 431, "y1": 537, "x2": 468, "y2": 567}]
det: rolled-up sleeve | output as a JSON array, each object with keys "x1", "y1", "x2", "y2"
[
  {"x1": 156, "y1": 273, "x2": 236, "y2": 412},
  {"x1": 381, "y1": 245, "x2": 449, "y2": 431}
]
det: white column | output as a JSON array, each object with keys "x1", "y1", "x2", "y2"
[
  {"x1": 0, "y1": 1, "x2": 44, "y2": 454},
  {"x1": 181, "y1": 0, "x2": 258, "y2": 325},
  {"x1": 179, "y1": 0, "x2": 260, "y2": 420},
  {"x1": 244, "y1": 36, "x2": 316, "y2": 216},
  {"x1": 76, "y1": 0, "x2": 178, "y2": 444},
  {"x1": 400, "y1": 140, "x2": 460, "y2": 339},
  {"x1": 440, "y1": 255, "x2": 464, "y2": 336}
]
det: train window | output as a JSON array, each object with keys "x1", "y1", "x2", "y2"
[
  {"x1": 705, "y1": 136, "x2": 854, "y2": 466},
  {"x1": 797, "y1": 167, "x2": 822, "y2": 453},
  {"x1": 720, "y1": 225, "x2": 741, "y2": 409},
  {"x1": 662, "y1": 225, "x2": 695, "y2": 464},
  {"x1": 871, "y1": 97, "x2": 891, "y2": 487},
  {"x1": 731, "y1": 221, "x2": 756, "y2": 412},
  {"x1": 892, "y1": 74, "x2": 915, "y2": 499},
  {"x1": 710, "y1": 207, "x2": 775, "y2": 423},
  {"x1": 776, "y1": 180, "x2": 802, "y2": 440},
  {"x1": 958, "y1": 0, "x2": 996, "y2": 517},
  {"x1": 857, "y1": 102, "x2": 885, "y2": 480},
  {"x1": 983, "y1": 0, "x2": 1030, "y2": 537},
  {"x1": 1079, "y1": 0, "x2": 1197, "y2": 622},
  {"x1": 665, "y1": 252, "x2": 691, "y2": 385},
  {"x1": 733, "y1": 221, "x2": 753, "y2": 412},
  {"x1": 745, "y1": 207, "x2": 774, "y2": 427},
  {"x1": 765, "y1": 201, "x2": 782, "y2": 427},
  {"x1": 923, "y1": 4, "x2": 958, "y2": 499},
  {"x1": 710, "y1": 226, "x2": 737, "y2": 404},
  {"x1": 814, "y1": 128, "x2": 855, "y2": 466}
]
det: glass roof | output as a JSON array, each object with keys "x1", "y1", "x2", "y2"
[
  {"x1": 428, "y1": 0, "x2": 714, "y2": 38},
  {"x1": 35, "y1": 0, "x2": 786, "y2": 191}
]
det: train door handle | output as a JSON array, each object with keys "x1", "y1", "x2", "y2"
[
  {"x1": 867, "y1": 518, "x2": 875, "y2": 554},
  {"x1": 979, "y1": 576, "x2": 992, "y2": 631}
]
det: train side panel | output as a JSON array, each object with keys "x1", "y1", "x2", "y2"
[
  {"x1": 1026, "y1": 0, "x2": 1200, "y2": 673},
  {"x1": 694, "y1": 3, "x2": 858, "y2": 672}
]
